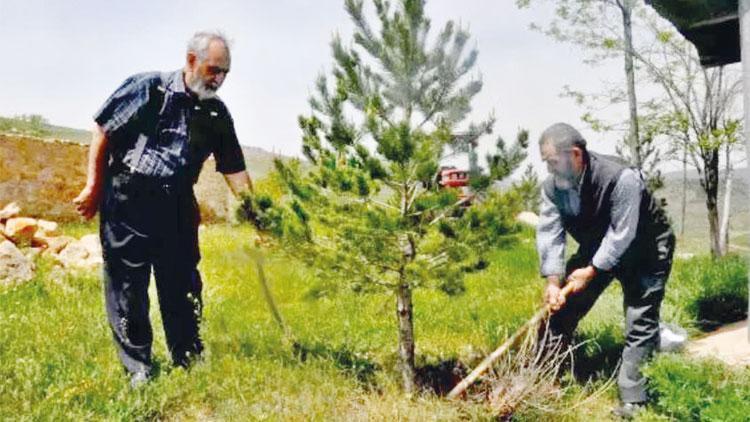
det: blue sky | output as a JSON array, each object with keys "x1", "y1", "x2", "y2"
[{"x1": 0, "y1": 0, "x2": 634, "y2": 173}]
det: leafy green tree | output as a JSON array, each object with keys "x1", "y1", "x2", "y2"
[
  {"x1": 515, "y1": 0, "x2": 667, "y2": 192},
  {"x1": 240, "y1": 0, "x2": 527, "y2": 392},
  {"x1": 628, "y1": 20, "x2": 742, "y2": 257},
  {"x1": 517, "y1": 0, "x2": 643, "y2": 168},
  {"x1": 517, "y1": 1, "x2": 743, "y2": 256}
]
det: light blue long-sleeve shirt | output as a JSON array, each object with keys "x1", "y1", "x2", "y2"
[{"x1": 536, "y1": 168, "x2": 644, "y2": 278}]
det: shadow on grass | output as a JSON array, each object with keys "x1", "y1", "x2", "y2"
[
  {"x1": 570, "y1": 328, "x2": 623, "y2": 382},
  {"x1": 292, "y1": 341, "x2": 381, "y2": 387},
  {"x1": 291, "y1": 341, "x2": 469, "y2": 395},
  {"x1": 415, "y1": 358, "x2": 468, "y2": 396},
  {"x1": 676, "y1": 253, "x2": 748, "y2": 331},
  {"x1": 694, "y1": 292, "x2": 747, "y2": 331}
]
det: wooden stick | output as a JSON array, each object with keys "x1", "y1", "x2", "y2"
[
  {"x1": 245, "y1": 243, "x2": 296, "y2": 344},
  {"x1": 447, "y1": 283, "x2": 574, "y2": 400},
  {"x1": 253, "y1": 252, "x2": 293, "y2": 341}
]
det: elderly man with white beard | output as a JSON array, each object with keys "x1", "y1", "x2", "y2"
[
  {"x1": 73, "y1": 31, "x2": 252, "y2": 387},
  {"x1": 535, "y1": 123, "x2": 674, "y2": 419}
]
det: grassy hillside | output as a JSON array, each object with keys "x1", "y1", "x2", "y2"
[
  {"x1": 0, "y1": 115, "x2": 290, "y2": 173},
  {"x1": 0, "y1": 226, "x2": 545, "y2": 420},
  {"x1": 0, "y1": 226, "x2": 598, "y2": 420},
  {"x1": 0, "y1": 115, "x2": 91, "y2": 143}
]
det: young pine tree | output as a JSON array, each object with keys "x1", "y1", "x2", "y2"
[{"x1": 240, "y1": 0, "x2": 527, "y2": 393}]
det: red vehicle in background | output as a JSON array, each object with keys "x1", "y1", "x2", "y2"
[{"x1": 437, "y1": 166, "x2": 473, "y2": 205}]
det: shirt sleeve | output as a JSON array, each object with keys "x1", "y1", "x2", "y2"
[
  {"x1": 93, "y1": 74, "x2": 152, "y2": 138},
  {"x1": 537, "y1": 187, "x2": 566, "y2": 278},
  {"x1": 591, "y1": 168, "x2": 643, "y2": 271},
  {"x1": 213, "y1": 108, "x2": 247, "y2": 174}
]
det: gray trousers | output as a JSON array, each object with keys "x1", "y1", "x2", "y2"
[{"x1": 548, "y1": 250, "x2": 673, "y2": 403}]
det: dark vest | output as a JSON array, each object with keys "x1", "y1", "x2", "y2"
[{"x1": 543, "y1": 152, "x2": 673, "y2": 271}]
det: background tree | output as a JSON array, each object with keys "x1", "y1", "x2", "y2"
[
  {"x1": 516, "y1": 0, "x2": 643, "y2": 168},
  {"x1": 240, "y1": 0, "x2": 527, "y2": 393},
  {"x1": 511, "y1": 164, "x2": 541, "y2": 214},
  {"x1": 633, "y1": 17, "x2": 743, "y2": 257},
  {"x1": 518, "y1": 0, "x2": 744, "y2": 257},
  {"x1": 718, "y1": 121, "x2": 742, "y2": 255}
]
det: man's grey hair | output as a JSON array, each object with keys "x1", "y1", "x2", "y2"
[
  {"x1": 187, "y1": 30, "x2": 231, "y2": 61},
  {"x1": 539, "y1": 122, "x2": 587, "y2": 152}
]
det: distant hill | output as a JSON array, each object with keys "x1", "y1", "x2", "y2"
[
  {"x1": 658, "y1": 166, "x2": 749, "y2": 254},
  {"x1": 0, "y1": 115, "x2": 292, "y2": 180},
  {"x1": 659, "y1": 166, "x2": 749, "y2": 213},
  {"x1": 0, "y1": 115, "x2": 91, "y2": 143}
]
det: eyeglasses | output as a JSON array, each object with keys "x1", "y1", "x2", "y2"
[{"x1": 206, "y1": 65, "x2": 230, "y2": 76}]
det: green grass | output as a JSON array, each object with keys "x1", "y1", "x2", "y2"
[
  {"x1": 664, "y1": 254, "x2": 748, "y2": 332},
  {"x1": 642, "y1": 354, "x2": 750, "y2": 422},
  {"x1": 0, "y1": 223, "x2": 746, "y2": 420},
  {"x1": 57, "y1": 220, "x2": 99, "y2": 239}
]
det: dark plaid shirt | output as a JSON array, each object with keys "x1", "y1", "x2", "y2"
[{"x1": 94, "y1": 69, "x2": 246, "y2": 182}]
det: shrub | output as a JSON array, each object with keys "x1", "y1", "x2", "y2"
[
  {"x1": 667, "y1": 254, "x2": 748, "y2": 331},
  {"x1": 645, "y1": 354, "x2": 750, "y2": 421}
]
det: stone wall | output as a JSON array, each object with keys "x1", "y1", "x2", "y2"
[{"x1": 0, "y1": 134, "x2": 235, "y2": 222}]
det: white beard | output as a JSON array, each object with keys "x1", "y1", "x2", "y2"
[
  {"x1": 552, "y1": 154, "x2": 578, "y2": 190},
  {"x1": 187, "y1": 77, "x2": 218, "y2": 100},
  {"x1": 554, "y1": 175, "x2": 576, "y2": 190}
]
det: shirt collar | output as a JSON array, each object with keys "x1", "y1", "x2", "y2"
[{"x1": 165, "y1": 69, "x2": 188, "y2": 96}]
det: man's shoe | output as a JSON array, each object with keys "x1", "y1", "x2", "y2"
[
  {"x1": 611, "y1": 402, "x2": 645, "y2": 419},
  {"x1": 129, "y1": 370, "x2": 151, "y2": 389}
]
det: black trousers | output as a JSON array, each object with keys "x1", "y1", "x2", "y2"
[
  {"x1": 547, "y1": 234, "x2": 675, "y2": 403},
  {"x1": 100, "y1": 171, "x2": 203, "y2": 375}
]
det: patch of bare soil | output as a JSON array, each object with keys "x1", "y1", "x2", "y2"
[{"x1": 686, "y1": 319, "x2": 750, "y2": 366}]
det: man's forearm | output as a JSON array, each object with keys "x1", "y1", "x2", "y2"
[
  {"x1": 223, "y1": 170, "x2": 253, "y2": 197},
  {"x1": 73, "y1": 124, "x2": 109, "y2": 219},
  {"x1": 86, "y1": 124, "x2": 109, "y2": 189},
  {"x1": 537, "y1": 189, "x2": 567, "y2": 278}
]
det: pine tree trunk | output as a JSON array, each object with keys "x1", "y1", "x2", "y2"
[
  {"x1": 397, "y1": 182, "x2": 417, "y2": 394},
  {"x1": 719, "y1": 144, "x2": 733, "y2": 255},
  {"x1": 396, "y1": 281, "x2": 417, "y2": 393},
  {"x1": 621, "y1": 1, "x2": 641, "y2": 168}
]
